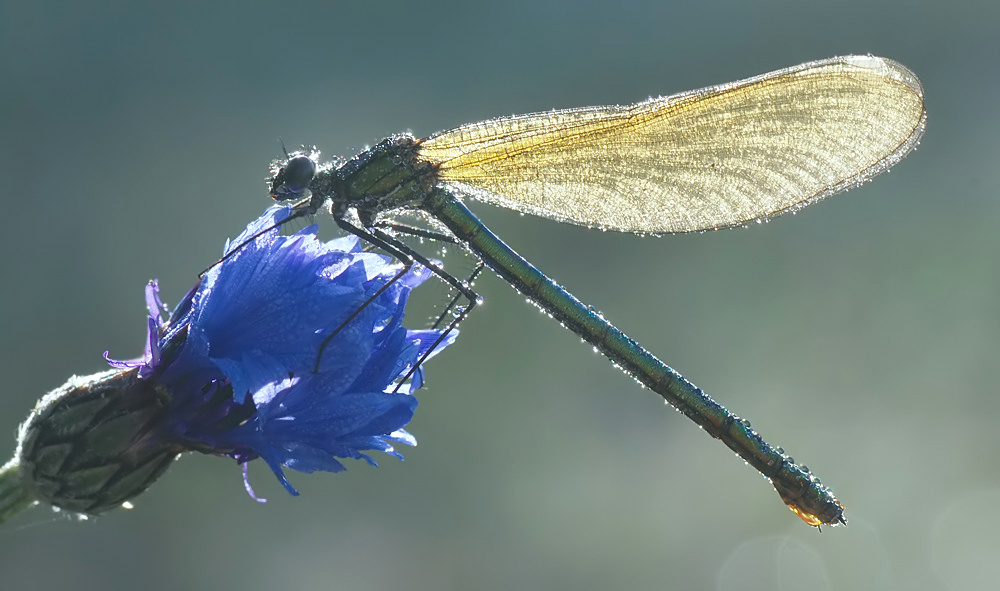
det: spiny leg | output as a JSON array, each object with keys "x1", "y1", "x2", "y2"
[
  {"x1": 368, "y1": 227, "x2": 483, "y2": 392},
  {"x1": 396, "y1": 260, "x2": 485, "y2": 388},
  {"x1": 198, "y1": 198, "x2": 316, "y2": 279},
  {"x1": 373, "y1": 221, "x2": 485, "y2": 328},
  {"x1": 314, "y1": 217, "x2": 483, "y2": 388},
  {"x1": 431, "y1": 262, "x2": 485, "y2": 329},
  {"x1": 312, "y1": 217, "x2": 416, "y2": 374}
]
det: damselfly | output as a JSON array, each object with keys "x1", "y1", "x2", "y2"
[{"x1": 248, "y1": 56, "x2": 925, "y2": 527}]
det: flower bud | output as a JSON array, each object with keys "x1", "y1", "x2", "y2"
[{"x1": 17, "y1": 369, "x2": 182, "y2": 514}]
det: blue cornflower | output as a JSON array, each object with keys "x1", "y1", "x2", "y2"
[{"x1": 0, "y1": 206, "x2": 455, "y2": 520}]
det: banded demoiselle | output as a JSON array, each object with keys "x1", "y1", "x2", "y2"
[{"x1": 260, "y1": 56, "x2": 926, "y2": 527}]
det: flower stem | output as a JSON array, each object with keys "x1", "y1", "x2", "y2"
[{"x1": 0, "y1": 459, "x2": 36, "y2": 524}]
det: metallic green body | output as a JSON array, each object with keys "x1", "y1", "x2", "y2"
[{"x1": 423, "y1": 187, "x2": 843, "y2": 526}]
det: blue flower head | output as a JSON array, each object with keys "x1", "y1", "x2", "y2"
[{"x1": 12, "y1": 206, "x2": 456, "y2": 513}]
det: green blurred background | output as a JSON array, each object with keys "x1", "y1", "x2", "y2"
[{"x1": 1, "y1": 1, "x2": 997, "y2": 590}]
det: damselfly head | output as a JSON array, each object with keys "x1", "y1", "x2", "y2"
[{"x1": 269, "y1": 150, "x2": 318, "y2": 201}]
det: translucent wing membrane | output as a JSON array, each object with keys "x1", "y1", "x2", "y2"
[{"x1": 416, "y1": 55, "x2": 926, "y2": 233}]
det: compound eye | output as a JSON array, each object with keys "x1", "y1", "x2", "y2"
[{"x1": 271, "y1": 154, "x2": 316, "y2": 199}]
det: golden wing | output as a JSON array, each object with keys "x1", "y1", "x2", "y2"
[{"x1": 416, "y1": 55, "x2": 925, "y2": 233}]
